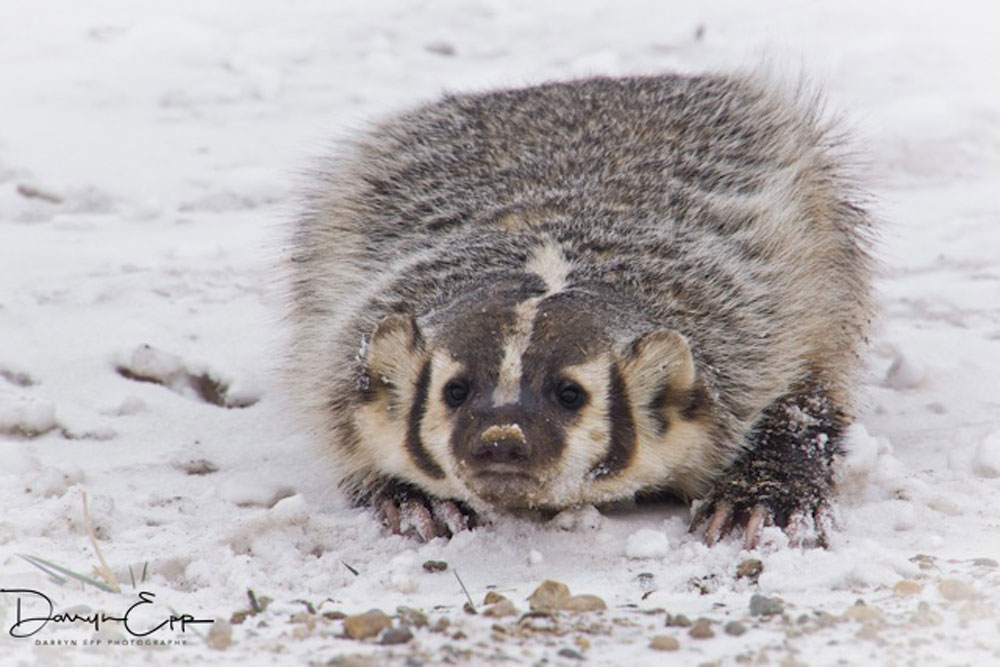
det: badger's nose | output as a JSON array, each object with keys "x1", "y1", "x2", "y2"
[
  {"x1": 471, "y1": 437, "x2": 530, "y2": 463},
  {"x1": 471, "y1": 424, "x2": 531, "y2": 465}
]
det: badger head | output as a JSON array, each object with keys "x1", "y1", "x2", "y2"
[{"x1": 355, "y1": 244, "x2": 718, "y2": 512}]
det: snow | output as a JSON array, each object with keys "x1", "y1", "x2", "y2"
[
  {"x1": 2, "y1": 0, "x2": 1000, "y2": 665},
  {"x1": 625, "y1": 529, "x2": 671, "y2": 560}
]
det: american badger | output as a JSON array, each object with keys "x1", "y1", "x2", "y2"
[{"x1": 287, "y1": 73, "x2": 875, "y2": 548}]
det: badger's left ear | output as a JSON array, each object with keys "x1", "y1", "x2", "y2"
[
  {"x1": 363, "y1": 314, "x2": 426, "y2": 393},
  {"x1": 620, "y1": 329, "x2": 696, "y2": 404}
]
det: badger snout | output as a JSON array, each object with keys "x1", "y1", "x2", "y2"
[
  {"x1": 471, "y1": 423, "x2": 531, "y2": 465},
  {"x1": 459, "y1": 422, "x2": 542, "y2": 506}
]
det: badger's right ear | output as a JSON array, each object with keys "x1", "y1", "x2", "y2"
[
  {"x1": 621, "y1": 329, "x2": 697, "y2": 413},
  {"x1": 363, "y1": 314, "x2": 426, "y2": 392}
]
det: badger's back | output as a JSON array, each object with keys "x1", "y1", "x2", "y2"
[{"x1": 287, "y1": 73, "x2": 875, "y2": 507}]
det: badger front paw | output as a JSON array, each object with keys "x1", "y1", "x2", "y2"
[
  {"x1": 690, "y1": 475, "x2": 834, "y2": 550},
  {"x1": 690, "y1": 384, "x2": 844, "y2": 550},
  {"x1": 365, "y1": 480, "x2": 480, "y2": 542}
]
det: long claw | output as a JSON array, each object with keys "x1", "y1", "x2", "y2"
[
  {"x1": 378, "y1": 497, "x2": 402, "y2": 535},
  {"x1": 814, "y1": 502, "x2": 833, "y2": 549},
  {"x1": 401, "y1": 499, "x2": 440, "y2": 542},
  {"x1": 703, "y1": 501, "x2": 733, "y2": 546},
  {"x1": 743, "y1": 505, "x2": 768, "y2": 551},
  {"x1": 433, "y1": 499, "x2": 470, "y2": 537}
]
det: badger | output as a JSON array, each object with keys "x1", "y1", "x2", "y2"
[{"x1": 286, "y1": 73, "x2": 875, "y2": 548}]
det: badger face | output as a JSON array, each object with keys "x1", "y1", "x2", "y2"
[{"x1": 356, "y1": 244, "x2": 716, "y2": 512}]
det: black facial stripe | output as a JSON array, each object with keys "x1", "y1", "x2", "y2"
[
  {"x1": 590, "y1": 363, "x2": 636, "y2": 479},
  {"x1": 681, "y1": 383, "x2": 709, "y2": 421},
  {"x1": 646, "y1": 381, "x2": 671, "y2": 437},
  {"x1": 406, "y1": 360, "x2": 446, "y2": 480}
]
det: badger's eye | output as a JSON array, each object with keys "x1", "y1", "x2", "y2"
[
  {"x1": 555, "y1": 380, "x2": 587, "y2": 410},
  {"x1": 444, "y1": 379, "x2": 470, "y2": 408}
]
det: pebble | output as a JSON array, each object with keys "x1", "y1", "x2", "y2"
[
  {"x1": 205, "y1": 618, "x2": 232, "y2": 650},
  {"x1": 736, "y1": 559, "x2": 763, "y2": 581},
  {"x1": 909, "y1": 554, "x2": 937, "y2": 571},
  {"x1": 689, "y1": 619, "x2": 714, "y2": 639},
  {"x1": 749, "y1": 594, "x2": 783, "y2": 617},
  {"x1": 483, "y1": 591, "x2": 507, "y2": 605},
  {"x1": 327, "y1": 657, "x2": 376, "y2": 667},
  {"x1": 528, "y1": 580, "x2": 571, "y2": 612},
  {"x1": 379, "y1": 625, "x2": 414, "y2": 645},
  {"x1": 483, "y1": 599, "x2": 517, "y2": 618},
  {"x1": 841, "y1": 602, "x2": 883, "y2": 624},
  {"x1": 938, "y1": 579, "x2": 978, "y2": 601},
  {"x1": 561, "y1": 595, "x2": 607, "y2": 613},
  {"x1": 344, "y1": 610, "x2": 392, "y2": 639},
  {"x1": 893, "y1": 580, "x2": 923, "y2": 596},
  {"x1": 557, "y1": 648, "x2": 584, "y2": 660},
  {"x1": 397, "y1": 606, "x2": 428, "y2": 628},
  {"x1": 422, "y1": 560, "x2": 448, "y2": 573},
  {"x1": 431, "y1": 617, "x2": 451, "y2": 633},
  {"x1": 972, "y1": 558, "x2": 999, "y2": 568},
  {"x1": 649, "y1": 635, "x2": 680, "y2": 651},
  {"x1": 666, "y1": 613, "x2": 692, "y2": 627},
  {"x1": 724, "y1": 621, "x2": 747, "y2": 636}
]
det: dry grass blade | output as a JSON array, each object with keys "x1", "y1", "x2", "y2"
[
  {"x1": 18, "y1": 554, "x2": 115, "y2": 593},
  {"x1": 82, "y1": 490, "x2": 121, "y2": 593}
]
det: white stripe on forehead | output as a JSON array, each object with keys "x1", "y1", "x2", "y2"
[{"x1": 492, "y1": 242, "x2": 572, "y2": 406}]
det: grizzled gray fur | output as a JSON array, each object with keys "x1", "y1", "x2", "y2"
[{"x1": 285, "y1": 73, "x2": 876, "y2": 546}]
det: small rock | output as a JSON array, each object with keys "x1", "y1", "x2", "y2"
[
  {"x1": 561, "y1": 595, "x2": 607, "y2": 613},
  {"x1": 396, "y1": 606, "x2": 428, "y2": 628},
  {"x1": 749, "y1": 594, "x2": 783, "y2": 617},
  {"x1": 689, "y1": 618, "x2": 714, "y2": 639},
  {"x1": 724, "y1": 621, "x2": 746, "y2": 636},
  {"x1": 431, "y1": 617, "x2": 451, "y2": 633},
  {"x1": 327, "y1": 656, "x2": 377, "y2": 667},
  {"x1": 425, "y1": 41, "x2": 456, "y2": 56},
  {"x1": 176, "y1": 458, "x2": 219, "y2": 475},
  {"x1": 909, "y1": 554, "x2": 937, "y2": 571},
  {"x1": 483, "y1": 599, "x2": 517, "y2": 618},
  {"x1": 379, "y1": 625, "x2": 414, "y2": 645},
  {"x1": 972, "y1": 558, "x2": 999, "y2": 568},
  {"x1": 736, "y1": 559, "x2": 763, "y2": 581},
  {"x1": 557, "y1": 647, "x2": 584, "y2": 660},
  {"x1": 841, "y1": 601, "x2": 883, "y2": 624},
  {"x1": 422, "y1": 560, "x2": 448, "y2": 573},
  {"x1": 344, "y1": 610, "x2": 392, "y2": 639},
  {"x1": 649, "y1": 635, "x2": 680, "y2": 651},
  {"x1": 893, "y1": 580, "x2": 923, "y2": 596},
  {"x1": 484, "y1": 591, "x2": 507, "y2": 605},
  {"x1": 205, "y1": 619, "x2": 232, "y2": 650},
  {"x1": 323, "y1": 610, "x2": 347, "y2": 621},
  {"x1": 528, "y1": 580, "x2": 571, "y2": 612},
  {"x1": 666, "y1": 613, "x2": 692, "y2": 627},
  {"x1": 938, "y1": 579, "x2": 978, "y2": 601}
]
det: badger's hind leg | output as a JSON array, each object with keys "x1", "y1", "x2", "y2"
[
  {"x1": 691, "y1": 382, "x2": 846, "y2": 550},
  {"x1": 354, "y1": 477, "x2": 480, "y2": 542}
]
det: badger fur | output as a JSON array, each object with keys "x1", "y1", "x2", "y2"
[{"x1": 286, "y1": 73, "x2": 875, "y2": 546}]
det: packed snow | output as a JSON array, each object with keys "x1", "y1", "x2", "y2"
[{"x1": 2, "y1": 1, "x2": 999, "y2": 665}]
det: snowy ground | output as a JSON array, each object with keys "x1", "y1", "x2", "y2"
[{"x1": 2, "y1": 1, "x2": 1000, "y2": 665}]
